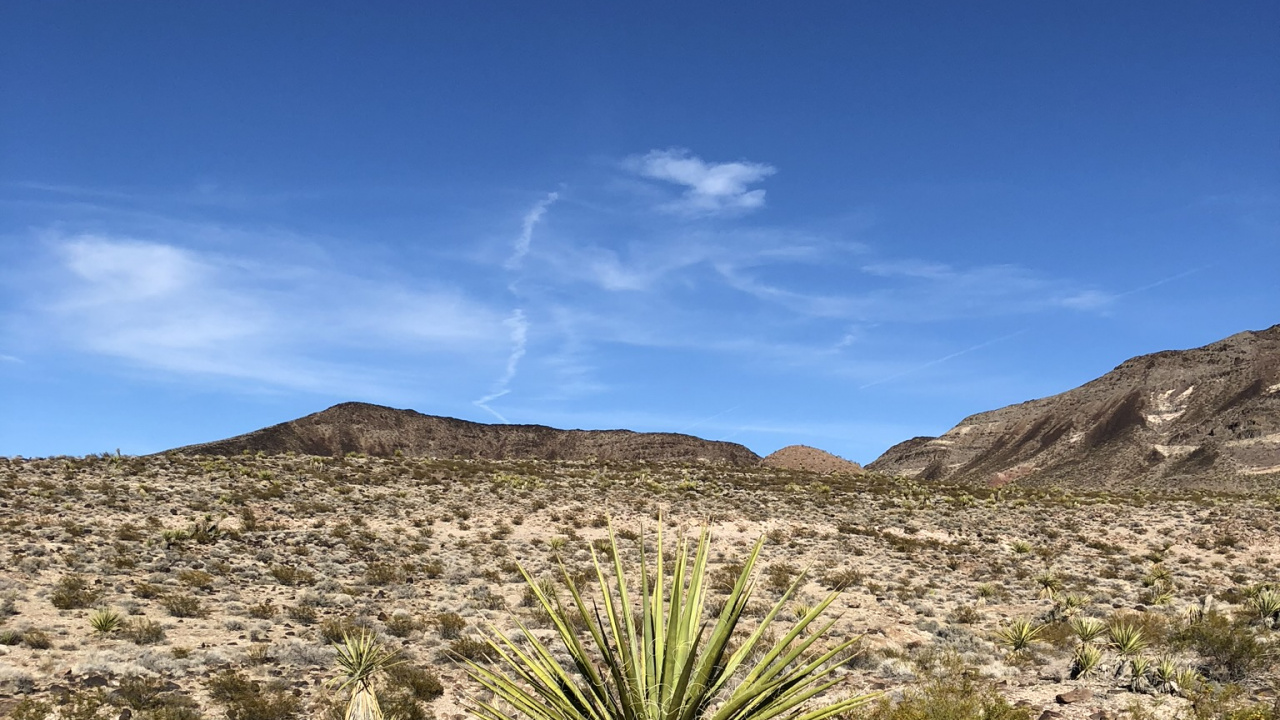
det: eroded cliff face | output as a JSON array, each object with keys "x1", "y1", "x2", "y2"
[
  {"x1": 170, "y1": 402, "x2": 763, "y2": 465},
  {"x1": 868, "y1": 325, "x2": 1280, "y2": 490}
]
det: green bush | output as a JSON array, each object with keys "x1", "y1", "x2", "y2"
[
  {"x1": 50, "y1": 575, "x2": 103, "y2": 609},
  {"x1": 1176, "y1": 612, "x2": 1275, "y2": 682},
  {"x1": 121, "y1": 618, "x2": 167, "y2": 645},
  {"x1": 206, "y1": 670, "x2": 300, "y2": 720},
  {"x1": 852, "y1": 669, "x2": 1032, "y2": 720}
]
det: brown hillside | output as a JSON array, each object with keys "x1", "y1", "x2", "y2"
[
  {"x1": 763, "y1": 445, "x2": 863, "y2": 474},
  {"x1": 170, "y1": 402, "x2": 762, "y2": 465},
  {"x1": 869, "y1": 324, "x2": 1280, "y2": 490}
]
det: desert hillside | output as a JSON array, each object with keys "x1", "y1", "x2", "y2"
[
  {"x1": 172, "y1": 402, "x2": 762, "y2": 466},
  {"x1": 870, "y1": 324, "x2": 1280, "y2": 491}
]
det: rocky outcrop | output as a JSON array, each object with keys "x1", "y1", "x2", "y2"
[
  {"x1": 869, "y1": 325, "x2": 1280, "y2": 489},
  {"x1": 169, "y1": 402, "x2": 762, "y2": 465}
]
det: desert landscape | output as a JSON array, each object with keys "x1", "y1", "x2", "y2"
[{"x1": 2, "y1": 332, "x2": 1278, "y2": 720}]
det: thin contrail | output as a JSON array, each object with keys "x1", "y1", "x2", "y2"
[
  {"x1": 858, "y1": 329, "x2": 1028, "y2": 390},
  {"x1": 505, "y1": 192, "x2": 559, "y2": 269},
  {"x1": 676, "y1": 404, "x2": 743, "y2": 434}
]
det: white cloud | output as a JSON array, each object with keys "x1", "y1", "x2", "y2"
[
  {"x1": 32, "y1": 234, "x2": 507, "y2": 394},
  {"x1": 506, "y1": 192, "x2": 559, "y2": 269},
  {"x1": 627, "y1": 148, "x2": 776, "y2": 216},
  {"x1": 473, "y1": 309, "x2": 529, "y2": 423}
]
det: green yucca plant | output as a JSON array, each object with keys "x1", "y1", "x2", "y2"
[
  {"x1": 993, "y1": 618, "x2": 1043, "y2": 653},
  {"x1": 332, "y1": 630, "x2": 402, "y2": 720},
  {"x1": 1069, "y1": 643, "x2": 1103, "y2": 679},
  {"x1": 1107, "y1": 620, "x2": 1147, "y2": 658},
  {"x1": 1069, "y1": 616, "x2": 1106, "y2": 643},
  {"x1": 1247, "y1": 588, "x2": 1280, "y2": 626},
  {"x1": 464, "y1": 523, "x2": 877, "y2": 720},
  {"x1": 89, "y1": 606, "x2": 122, "y2": 637}
]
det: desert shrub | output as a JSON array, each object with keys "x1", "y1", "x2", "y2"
[
  {"x1": 383, "y1": 663, "x2": 443, "y2": 701},
  {"x1": 57, "y1": 689, "x2": 111, "y2": 720},
  {"x1": 852, "y1": 668, "x2": 1032, "y2": 720},
  {"x1": 1176, "y1": 612, "x2": 1275, "y2": 682},
  {"x1": 421, "y1": 559, "x2": 444, "y2": 578},
  {"x1": 364, "y1": 562, "x2": 403, "y2": 586},
  {"x1": 114, "y1": 675, "x2": 173, "y2": 710},
  {"x1": 8, "y1": 698, "x2": 52, "y2": 720},
  {"x1": 206, "y1": 670, "x2": 300, "y2": 720},
  {"x1": 821, "y1": 568, "x2": 865, "y2": 591},
  {"x1": 176, "y1": 570, "x2": 214, "y2": 590},
  {"x1": 133, "y1": 582, "x2": 166, "y2": 599},
  {"x1": 50, "y1": 575, "x2": 103, "y2": 609},
  {"x1": 436, "y1": 612, "x2": 465, "y2": 639},
  {"x1": 448, "y1": 636, "x2": 499, "y2": 662},
  {"x1": 319, "y1": 616, "x2": 370, "y2": 645},
  {"x1": 22, "y1": 628, "x2": 52, "y2": 649},
  {"x1": 764, "y1": 562, "x2": 798, "y2": 592},
  {"x1": 268, "y1": 565, "x2": 315, "y2": 587},
  {"x1": 122, "y1": 618, "x2": 167, "y2": 645},
  {"x1": 384, "y1": 613, "x2": 417, "y2": 638},
  {"x1": 285, "y1": 604, "x2": 317, "y2": 624},
  {"x1": 246, "y1": 601, "x2": 277, "y2": 619},
  {"x1": 161, "y1": 594, "x2": 205, "y2": 618},
  {"x1": 0, "y1": 628, "x2": 22, "y2": 645}
]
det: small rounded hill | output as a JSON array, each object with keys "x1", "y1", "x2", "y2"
[{"x1": 762, "y1": 445, "x2": 864, "y2": 474}]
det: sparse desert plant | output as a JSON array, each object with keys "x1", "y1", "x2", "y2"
[
  {"x1": 121, "y1": 618, "x2": 166, "y2": 645},
  {"x1": 321, "y1": 616, "x2": 370, "y2": 645},
  {"x1": 1070, "y1": 642, "x2": 1103, "y2": 679},
  {"x1": 1151, "y1": 657, "x2": 1179, "y2": 694},
  {"x1": 89, "y1": 607, "x2": 122, "y2": 636},
  {"x1": 286, "y1": 604, "x2": 318, "y2": 624},
  {"x1": 1108, "y1": 619, "x2": 1147, "y2": 657},
  {"x1": 269, "y1": 565, "x2": 316, "y2": 587},
  {"x1": 1009, "y1": 540, "x2": 1032, "y2": 554},
  {"x1": 1175, "y1": 611, "x2": 1273, "y2": 682},
  {"x1": 821, "y1": 568, "x2": 864, "y2": 591},
  {"x1": 994, "y1": 618, "x2": 1044, "y2": 653},
  {"x1": 1127, "y1": 656, "x2": 1153, "y2": 691},
  {"x1": 330, "y1": 629, "x2": 401, "y2": 720},
  {"x1": 1033, "y1": 570, "x2": 1063, "y2": 599},
  {"x1": 8, "y1": 698, "x2": 53, "y2": 720},
  {"x1": 207, "y1": 669, "x2": 300, "y2": 720},
  {"x1": 188, "y1": 514, "x2": 223, "y2": 544},
  {"x1": 50, "y1": 574, "x2": 103, "y2": 609},
  {"x1": 21, "y1": 628, "x2": 51, "y2": 649},
  {"x1": 247, "y1": 600, "x2": 277, "y2": 619},
  {"x1": 462, "y1": 523, "x2": 876, "y2": 720},
  {"x1": 384, "y1": 613, "x2": 417, "y2": 638},
  {"x1": 849, "y1": 653, "x2": 1031, "y2": 720},
  {"x1": 449, "y1": 636, "x2": 500, "y2": 662},
  {"x1": 383, "y1": 663, "x2": 443, "y2": 703},
  {"x1": 1070, "y1": 616, "x2": 1107, "y2": 643},
  {"x1": 161, "y1": 593, "x2": 205, "y2": 618},
  {"x1": 436, "y1": 612, "x2": 465, "y2": 639},
  {"x1": 1247, "y1": 587, "x2": 1280, "y2": 626}
]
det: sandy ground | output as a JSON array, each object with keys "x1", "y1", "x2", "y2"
[{"x1": 0, "y1": 453, "x2": 1277, "y2": 719}]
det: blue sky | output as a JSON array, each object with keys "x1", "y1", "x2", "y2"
[{"x1": 2, "y1": 2, "x2": 1277, "y2": 462}]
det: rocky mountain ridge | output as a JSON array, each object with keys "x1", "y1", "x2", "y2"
[
  {"x1": 868, "y1": 324, "x2": 1280, "y2": 489},
  {"x1": 172, "y1": 402, "x2": 762, "y2": 465}
]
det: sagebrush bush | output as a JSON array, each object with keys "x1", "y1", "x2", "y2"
[{"x1": 50, "y1": 575, "x2": 103, "y2": 610}]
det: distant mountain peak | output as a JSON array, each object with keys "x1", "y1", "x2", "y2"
[{"x1": 869, "y1": 325, "x2": 1280, "y2": 490}]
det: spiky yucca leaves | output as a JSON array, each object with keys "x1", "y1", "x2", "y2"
[
  {"x1": 1069, "y1": 643, "x2": 1103, "y2": 679},
  {"x1": 1247, "y1": 588, "x2": 1280, "y2": 627},
  {"x1": 1106, "y1": 620, "x2": 1147, "y2": 658},
  {"x1": 89, "y1": 607, "x2": 122, "y2": 637},
  {"x1": 465, "y1": 523, "x2": 877, "y2": 720},
  {"x1": 993, "y1": 618, "x2": 1043, "y2": 653},
  {"x1": 1069, "y1": 616, "x2": 1106, "y2": 644},
  {"x1": 332, "y1": 630, "x2": 402, "y2": 720}
]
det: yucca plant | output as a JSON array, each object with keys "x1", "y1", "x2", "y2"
[
  {"x1": 1107, "y1": 620, "x2": 1147, "y2": 658},
  {"x1": 1069, "y1": 616, "x2": 1106, "y2": 643},
  {"x1": 993, "y1": 618, "x2": 1043, "y2": 654},
  {"x1": 332, "y1": 630, "x2": 402, "y2": 720},
  {"x1": 1069, "y1": 642, "x2": 1103, "y2": 679},
  {"x1": 1151, "y1": 657, "x2": 1178, "y2": 695},
  {"x1": 89, "y1": 606, "x2": 122, "y2": 637},
  {"x1": 464, "y1": 523, "x2": 877, "y2": 720},
  {"x1": 1247, "y1": 588, "x2": 1280, "y2": 627},
  {"x1": 1033, "y1": 571, "x2": 1062, "y2": 600},
  {"x1": 1126, "y1": 656, "x2": 1152, "y2": 692}
]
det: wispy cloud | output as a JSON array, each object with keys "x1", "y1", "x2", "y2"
[
  {"x1": 0, "y1": 354, "x2": 21, "y2": 363},
  {"x1": 505, "y1": 192, "x2": 559, "y2": 269},
  {"x1": 626, "y1": 148, "x2": 776, "y2": 216},
  {"x1": 24, "y1": 233, "x2": 507, "y2": 395},
  {"x1": 473, "y1": 309, "x2": 528, "y2": 423}
]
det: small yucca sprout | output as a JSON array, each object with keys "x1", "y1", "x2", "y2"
[
  {"x1": 994, "y1": 618, "x2": 1043, "y2": 653},
  {"x1": 1152, "y1": 657, "x2": 1179, "y2": 694},
  {"x1": 1009, "y1": 540, "x2": 1032, "y2": 554},
  {"x1": 1069, "y1": 642, "x2": 1103, "y2": 679},
  {"x1": 1173, "y1": 668, "x2": 1201, "y2": 697},
  {"x1": 1069, "y1": 616, "x2": 1106, "y2": 643},
  {"x1": 89, "y1": 607, "x2": 122, "y2": 636},
  {"x1": 1107, "y1": 620, "x2": 1147, "y2": 657},
  {"x1": 332, "y1": 630, "x2": 402, "y2": 720}
]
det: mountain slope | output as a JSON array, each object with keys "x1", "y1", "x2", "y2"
[
  {"x1": 170, "y1": 402, "x2": 762, "y2": 465},
  {"x1": 868, "y1": 325, "x2": 1280, "y2": 489}
]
